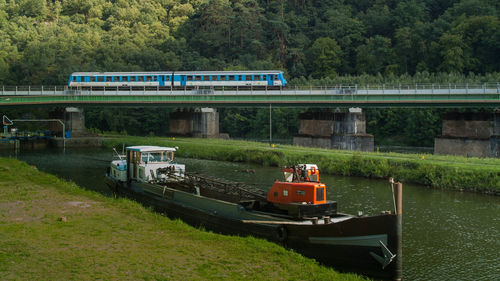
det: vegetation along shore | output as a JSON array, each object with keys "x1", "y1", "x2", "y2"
[
  {"x1": 0, "y1": 157, "x2": 366, "y2": 281},
  {"x1": 103, "y1": 136, "x2": 500, "y2": 195}
]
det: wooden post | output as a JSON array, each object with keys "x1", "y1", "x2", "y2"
[
  {"x1": 394, "y1": 182, "x2": 402, "y2": 215},
  {"x1": 394, "y1": 181, "x2": 403, "y2": 280}
]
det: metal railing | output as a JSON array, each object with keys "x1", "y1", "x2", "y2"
[{"x1": 1, "y1": 83, "x2": 499, "y2": 96}]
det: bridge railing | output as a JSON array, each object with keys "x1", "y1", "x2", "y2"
[
  {"x1": 1, "y1": 85, "x2": 67, "y2": 95},
  {"x1": 1, "y1": 83, "x2": 499, "y2": 96}
]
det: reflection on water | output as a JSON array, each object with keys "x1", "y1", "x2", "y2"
[{"x1": 2, "y1": 147, "x2": 499, "y2": 281}]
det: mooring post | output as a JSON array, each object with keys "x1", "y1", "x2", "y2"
[{"x1": 394, "y1": 181, "x2": 403, "y2": 280}]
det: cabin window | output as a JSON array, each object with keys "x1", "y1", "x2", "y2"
[
  {"x1": 90, "y1": 77, "x2": 96, "y2": 82},
  {"x1": 274, "y1": 75, "x2": 278, "y2": 80},
  {"x1": 203, "y1": 76, "x2": 209, "y2": 81},
  {"x1": 211, "y1": 75, "x2": 218, "y2": 81},
  {"x1": 283, "y1": 190, "x2": 288, "y2": 196},
  {"x1": 296, "y1": 190, "x2": 306, "y2": 196},
  {"x1": 130, "y1": 76, "x2": 137, "y2": 82},
  {"x1": 138, "y1": 76, "x2": 144, "y2": 82},
  {"x1": 72, "y1": 77, "x2": 77, "y2": 81},
  {"x1": 187, "y1": 76, "x2": 193, "y2": 81},
  {"x1": 195, "y1": 76, "x2": 201, "y2": 81},
  {"x1": 228, "y1": 75, "x2": 235, "y2": 81},
  {"x1": 316, "y1": 188, "x2": 324, "y2": 201},
  {"x1": 146, "y1": 76, "x2": 152, "y2": 82},
  {"x1": 221, "y1": 76, "x2": 227, "y2": 81},
  {"x1": 245, "y1": 75, "x2": 252, "y2": 81}
]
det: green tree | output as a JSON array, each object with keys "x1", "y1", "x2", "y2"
[{"x1": 306, "y1": 37, "x2": 342, "y2": 78}]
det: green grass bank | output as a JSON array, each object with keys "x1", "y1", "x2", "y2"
[
  {"x1": 0, "y1": 157, "x2": 365, "y2": 280},
  {"x1": 103, "y1": 136, "x2": 500, "y2": 195}
]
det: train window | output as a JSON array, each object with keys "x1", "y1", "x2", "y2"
[
  {"x1": 97, "y1": 76, "x2": 104, "y2": 82},
  {"x1": 229, "y1": 75, "x2": 235, "y2": 81},
  {"x1": 211, "y1": 75, "x2": 217, "y2": 81},
  {"x1": 274, "y1": 75, "x2": 278, "y2": 80},
  {"x1": 203, "y1": 76, "x2": 209, "y2": 81},
  {"x1": 89, "y1": 77, "x2": 95, "y2": 82},
  {"x1": 138, "y1": 76, "x2": 144, "y2": 82},
  {"x1": 245, "y1": 75, "x2": 252, "y2": 81},
  {"x1": 130, "y1": 76, "x2": 137, "y2": 82},
  {"x1": 195, "y1": 76, "x2": 201, "y2": 81},
  {"x1": 72, "y1": 77, "x2": 77, "y2": 81},
  {"x1": 153, "y1": 76, "x2": 158, "y2": 81},
  {"x1": 187, "y1": 76, "x2": 193, "y2": 81},
  {"x1": 221, "y1": 76, "x2": 227, "y2": 81},
  {"x1": 165, "y1": 76, "x2": 170, "y2": 81},
  {"x1": 146, "y1": 76, "x2": 152, "y2": 82}
]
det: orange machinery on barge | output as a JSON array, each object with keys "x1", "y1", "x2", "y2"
[{"x1": 264, "y1": 164, "x2": 337, "y2": 219}]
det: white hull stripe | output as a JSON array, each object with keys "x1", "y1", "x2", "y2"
[{"x1": 309, "y1": 234, "x2": 388, "y2": 247}]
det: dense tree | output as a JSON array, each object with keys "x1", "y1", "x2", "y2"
[{"x1": 1, "y1": 0, "x2": 500, "y2": 145}]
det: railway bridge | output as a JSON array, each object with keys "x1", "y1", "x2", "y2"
[{"x1": 1, "y1": 83, "x2": 499, "y2": 157}]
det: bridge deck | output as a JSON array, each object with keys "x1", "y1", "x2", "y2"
[{"x1": 1, "y1": 84, "x2": 499, "y2": 108}]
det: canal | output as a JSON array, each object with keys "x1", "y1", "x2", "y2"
[{"x1": 3, "y1": 147, "x2": 499, "y2": 281}]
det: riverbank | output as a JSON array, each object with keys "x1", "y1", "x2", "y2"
[
  {"x1": 103, "y1": 136, "x2": 500, "y2": 195},
  {"x1": 0, "y1": 157, "x2": 365, "y2": 280}
]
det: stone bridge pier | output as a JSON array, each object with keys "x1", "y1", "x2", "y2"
[
  {"x1": 435, "y1": 111, "x2": 500, "y2": 157},
  {"x1": 169, "y1": 108, "x2": 220, "y2": 138},
  {"x1": 293, "y1": 109, "x2": 374, "y2": 151},
  {"x1": 49, "y1": 107, "x2": 86, "y2": 137}
]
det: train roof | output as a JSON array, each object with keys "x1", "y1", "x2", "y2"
[
  {"x1": 71, "y1": 72, "x2": 173, "y2": 76},
  {"x1": 174, "y1": 70, "x2": 284, "y2": 75},
  {"x1": 70, "y1": 70, "x2": 284, "y2": 76}
]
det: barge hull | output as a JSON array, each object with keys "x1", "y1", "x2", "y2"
[{"x1": 106, "y1": 177, "x2": 401, "y2": 280}]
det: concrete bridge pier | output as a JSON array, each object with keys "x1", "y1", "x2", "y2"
[
  {"x1": 434, "y1": 111, "x2": 500, "y2": 157},
  {"x1": 293, "y1": 109, "x2": 374, "y2": 151},
  {"x1": 169, "y1": 108, "x2": 220, "y2": 138},
  {"x1": 49, "y1": 107, "x2": 86, "y2": 137}
]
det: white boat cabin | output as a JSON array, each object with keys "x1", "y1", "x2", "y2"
[{"x1": 110, "y1": 145, "x2": 185, "y2": 183}]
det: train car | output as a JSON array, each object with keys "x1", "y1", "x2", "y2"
[
  {"x1": 68, "y1": 72, "x2": 174, "y2": 88},
  {"x1": 173, "y1": 71, "x2": 286, "y2": 88},
  {"x1": 68, "y1": 70, "x2": 287, "y2": 89}
]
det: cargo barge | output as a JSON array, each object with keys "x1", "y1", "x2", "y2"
[{"x1": 105, "y1": 145, "x2": 402, "y2": 280}]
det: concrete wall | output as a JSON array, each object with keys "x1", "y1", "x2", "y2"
[
  {"x1": 293, "y1": 110, "x2": 373, "y2": 151},
  {"x1": 169, "y1": 108, "x2": 220, "y2": 138},
  {"x1": 48, "y1": 107, "x2": 87, "y2": 137},
  {"x1": 435, "y1": 112, "x2": 499, "y2": 158},
  {"x1": 435, "y1": 137, "x2": 491, "y2": 157},
  {"x1": 298, "y1": 120, "x2": 333, "y2": 137},
  {"x1": 293, "y1": 135, "x2": 332, "y2": 149},
  {"x1": 442, "y1": 120, "x2": 492, "y2": 138},
  {"x1": 334, "y1": 111, "x2": 366, "y2": 134},
  {"x1": 331, "y1": 134, "x2": 374, "y2": 151}
]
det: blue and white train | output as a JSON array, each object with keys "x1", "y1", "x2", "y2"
[{"x1": 68, "y1": 70, "x2": 287, "y2": 89}]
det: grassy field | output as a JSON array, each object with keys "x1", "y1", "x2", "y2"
[
  {"x1": 0, "y1": 157, "x2": 366, "y2": 280},
  {"x1": 103, "y1": 135, "x2": 500, "y2": 194}
]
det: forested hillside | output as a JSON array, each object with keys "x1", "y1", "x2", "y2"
[{"x1": 1, "y1": 0, "x2": 499, "y2": 146}]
